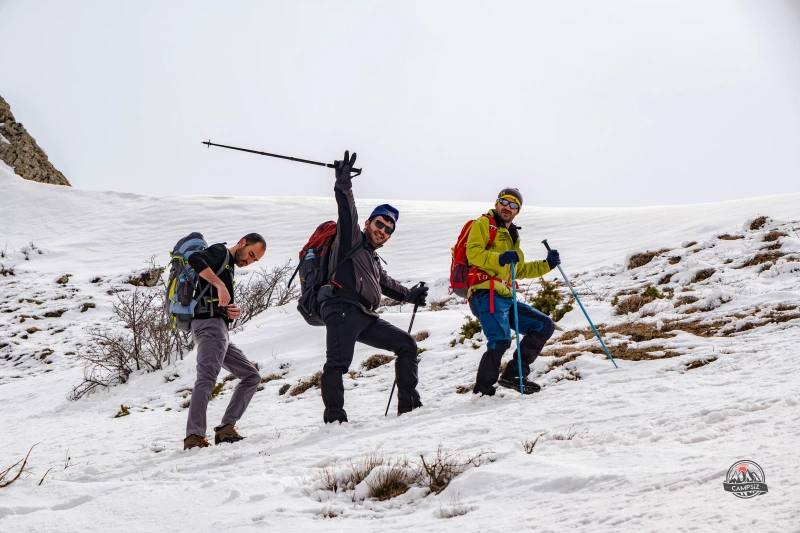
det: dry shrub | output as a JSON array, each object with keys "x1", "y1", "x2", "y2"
[
  {"x1": 0, "y1": 263, "x2": 15, "y2": 277},
  {"x1": 686, "y1": 357, "x2": 717, "y2": 370},
  {"x1": 692, "y1": 268, "x2": 715, "y2": 283},
  {"x1": 559, "y1": 328, "x2": 589, "y2": 342},
  {"x1": 455, "y1": 385, "x2": 472, "y2": 394},
  {"x1": 290, "y1": 371, "x2": 323, "y2": 396},
  {"x1": 684, "y1": 241, "x2": 697, "y2": 248},
  {"x1": 717, "y1": 234, "x2": 744, "y2": 240},
  {"x1": 615, "y1": 295, "x2": 653, "y2": 315},
  {"x1": 736, "y1": 251, "x2": 786, "y2": 269},
  {"x1": 261, "y1": 373, "x2": 282, "y2": 384},
  {"x1": 44, "y1": 309, "x2": 67, "y2": 318},
  {"x1": 233, "y1": 261, "x2": 299, "y2": 329},
  {"x1": 762, "y1": 243, "x2": 782, "y2": 251},
  {"x1": 627, "y1": 249, "x2": 670, "y2": 270},
  {"x1": 1, "y1": 445, "x2": 36, "y2": 488},
  {"x1": 750, "y1": 216, "x2": 768, "y2": 230},
  {"x1": 278, "y1": 383, "x2": 290, "y2": 395},
  {"x1": 416, "y1": 447, "x2": 493, "y2": 495},
  {"x1": 668, "y1": 257, "x2": 681, "y2": 265},
  {"x1": 70, "y1": 284, "x2": 193, "y2": 400},
  {"x1": 361, "y1": 354, "x2": 394, "y2": 370},
  {"x1": 522, "y1": 433, "x2": 545, "y2": 454},
  {"x1": 774, "y1": 303, "x2": 798, "y2": 312},
  {"x1": 413, "y1": 330, "x2": 430, "y2": 342}
]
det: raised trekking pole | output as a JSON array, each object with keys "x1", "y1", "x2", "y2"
[
  {"x1": 510, "y1": 263, "x2": 524, "y2": 394},
  {"x1": 542, "y1": 240, "x2": 618, "y2": 369},
  {"x1": 384, "y1": 282, "x2": 425, "y2": 416},
  {"x1": 202, "y1": 140, "x2": 362, "y2": 175}
]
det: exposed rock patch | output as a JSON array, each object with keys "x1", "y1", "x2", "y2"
[{"x1": 0, "y1": 94, "x2": 70, "y2": 186}]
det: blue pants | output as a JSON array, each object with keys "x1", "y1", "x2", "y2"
[
  {"x1": 469, "y1": 290, "x2": 555, "y2": 351},
  {"x1": 469, "y1": 290, "x2": 555, "y2": 394}
]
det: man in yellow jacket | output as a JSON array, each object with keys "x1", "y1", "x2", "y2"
[{"x1": 466, "y1": 187, "x2": 561, "y2": 395}]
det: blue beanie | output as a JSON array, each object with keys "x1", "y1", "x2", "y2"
[{"x1": 368, "y1": 204, "x2": 399, "y2": 225}]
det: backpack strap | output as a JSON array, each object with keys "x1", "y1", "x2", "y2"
[{"x1": 195, "y1": 251, "x2": 231, "y2": 314}]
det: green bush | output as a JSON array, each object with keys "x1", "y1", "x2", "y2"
[
  {"x1": 641, "y1": 285, "x2": 665, "y2": 299},
  {"x1": 460, "y1": 317, "x2": 482, "y2": 340},
  {"x1": 529, "y1": 278, "x2": 574, "y2": 322}
]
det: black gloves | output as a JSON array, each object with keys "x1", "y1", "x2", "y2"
[
  {"x1": 498, "y1": 250, "x2": 520, "y2": 266},
  {"x1": 406, "y1": 284, "x2": 428, "y2": 307},
  {"x1": 547, "y1": 249, "x2": 560, "y2": 269},
  {"x1": 334, "y1": 150, "x2": 358, "y2": 187}
]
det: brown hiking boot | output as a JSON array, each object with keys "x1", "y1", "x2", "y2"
[
  {"x1": 214, "y1": 424, "x2": 245, "y2": 445},
  {"x1": 183, "y1": 434, "x2": 211, "y2": 450}
]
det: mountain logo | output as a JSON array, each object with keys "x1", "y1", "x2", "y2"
[{"x1": 722, "y1": 460, "x2": 768, "y2": 499}]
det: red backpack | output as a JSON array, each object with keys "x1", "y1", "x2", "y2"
[
  {"x1": 290, "y1": 221, "x2": 365, "y2": 326},
  {"x1": 450, "y1": 214, "x2": 503, "y2": 306}
]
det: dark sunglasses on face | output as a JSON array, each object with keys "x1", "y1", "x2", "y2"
[
  {"x1": 497, "y1": 198, "x2": 520, "y2": 210},
  {"x1": 374, "y1": 219, "x2": 395, "y2": 235}
]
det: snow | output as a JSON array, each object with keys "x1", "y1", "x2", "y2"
[{"x1": 1, "y1": 164, "x2": 799, "y2": 531}]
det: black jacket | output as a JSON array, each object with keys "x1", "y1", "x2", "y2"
[
  {"x1": 187, "y1": 243, "x2": 234, "y2": 321},
  {"x1": 325, "y1": 177, "x2": 409, "y2": 316}
]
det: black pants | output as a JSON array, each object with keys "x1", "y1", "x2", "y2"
[{"x1": 321, "y1": 302, "x2": 422, "y2": 423}]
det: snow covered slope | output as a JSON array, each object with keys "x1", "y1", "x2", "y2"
[{"x1": 1, "y1": 164, "x2": 799, "y2": 532}]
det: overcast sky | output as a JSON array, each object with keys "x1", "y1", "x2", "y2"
[{"x1": 1, "y1": 0, "x2": 799, "y2": 207}]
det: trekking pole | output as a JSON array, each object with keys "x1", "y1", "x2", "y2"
[
  {"x1": 542, "y1": 240, "x2": 618, "y2": 369},
  {"x1": 202, "y1": 140, "x2": 362, "y2": 175},
  {"x1": 384, "y1": 282, "x2": 425, "y2": 416},
  {"x1": 510, "y1": 263, "x2": 525, "y2": 394}
]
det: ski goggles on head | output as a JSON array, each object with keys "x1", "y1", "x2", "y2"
[
  {"x1": 497, "y1": 197, "x2": 520, "y2": 210},
  {"x1": 374, "y1": 219, "x2": 395, "y2": 235}
]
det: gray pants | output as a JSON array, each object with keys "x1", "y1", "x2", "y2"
[{"x1": 186, "y1": 317, "x2": 261, "y2": 438}]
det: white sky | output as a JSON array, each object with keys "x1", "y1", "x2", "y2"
[{"x1": 1, "y1": 0, "x2": 799, "y2": 207}]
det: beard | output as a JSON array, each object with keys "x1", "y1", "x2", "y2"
[
  {"x1": 365, "y1": 227, "x2": 387, "y2": 248},
  {"x1": 233, "y1": 247, "x2": 247, "y2": 267},
  {"x1": 495, "y1": 207, "x2": 515, "y2": 224}
]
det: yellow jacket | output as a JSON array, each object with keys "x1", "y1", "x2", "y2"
[{"x1": 465, "y1": 210, "x2": 551, "y2": 298}]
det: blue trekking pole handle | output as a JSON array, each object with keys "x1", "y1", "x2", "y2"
[
  {"x1": 542, "y1": 240, "x2": 618, "y2": 369},
  {"x1": 510, "y1": 262, "x2": 524, "y2": 394}
]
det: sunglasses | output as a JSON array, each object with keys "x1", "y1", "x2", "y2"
[
  {"x1": 374, "y1": 219, "x2": 395, "y2": 235},
  {"x1": 497, "y1": 198, "x2": 520, "y2": 210}
]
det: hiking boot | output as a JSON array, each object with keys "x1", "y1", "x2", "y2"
[
  {"x1": 214, "y1": 424, "x2": 245, "y2": 445},
  {"x1": 498, "y1": 376, "x2": 541, "y2": 394},
  {"x1": 183, "y1": 434, "x2": 211, "y2": 450}
]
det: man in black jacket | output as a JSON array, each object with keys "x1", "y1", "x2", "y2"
[
  {"x1": 320, "y1": 151, "x2": 428, "y2": 424},
  {"x1": 183, "y1": 233, "x2": 266, "y2": 450}
]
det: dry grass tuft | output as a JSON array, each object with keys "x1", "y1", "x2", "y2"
[
  {"x1": 685, "y1": 357, "x2": 717, "y2": 370},
  {"x1": 762, "y1": 230, "x2": 787, "y2": 242},
  {"x1": 261, "y1": 373, "x2": 283, "y2": 384},
  {"x1": 668, "y1": 257, "x2": 681, "y2": 265},
  {"x1": 683, "y1": 241, "x2": 697, "y2": 248},
  {"x1": 675, "y1": 295, "x2": 699, "y2": 307},
  {"x1": 413, "y1": 330, "x2": 430, "y2": 342},
  {"x1": 717, "y1": 234, "x2": 744, "y2": 240},
  {"x1": 429, "y1": 299, "x2": 449, "y2": 311},
  {"x1": 603, "y1": 322, "x2": 672, "y2": 342},
  {"x1": 615, "y1": 295, "x2": 653, "y2": 315},
  {"x1": 692, "y1": 268, "x2": 715, "y2": 283},
  {"x1": 290, "y1": 371, "x2": 323, "y2": 396},
  {"x1": 278, "y1": 383, "x2": 290, "y2": 395},
  {"x1": 606, "y1": 343, "x2": 681, "y2": 361},
  {"x1": 455, "y1": 385, "x2": 472, "y2": 394},
  {"x1": 750, "y1": 216, "x2": 768, "y2": 230},
  {"x1": 361, "y1": 354, "x2": 394, "y2": 370},
  {"x1": 736, "y1": 251, "x2": 786, "y2": 269},
  {"x1": 416, "y1": 447, "x2": 493, "y2": 495},
  {"x1": 627, "y1": 249, "x2": 670, "y2": 269},
  {"x1": 368, "y1": 463, "x2": 413, "y2": 501}
]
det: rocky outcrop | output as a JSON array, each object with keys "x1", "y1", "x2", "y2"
[{"x1": 0, "y1": 95, "x2": 70, "y2": 186}]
